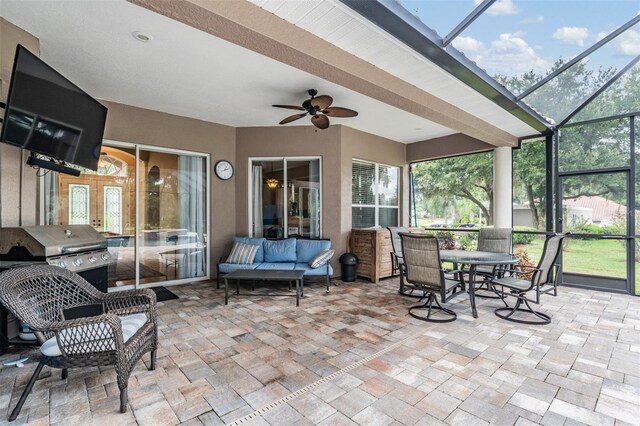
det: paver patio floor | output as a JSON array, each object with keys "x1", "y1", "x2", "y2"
[{"x1": 1, "y1": 277, "x2": 639, "y2": 425}]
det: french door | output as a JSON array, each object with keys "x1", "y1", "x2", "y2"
[{"x1": 60, "y1": 175, "x2": 127, "y2": 234}]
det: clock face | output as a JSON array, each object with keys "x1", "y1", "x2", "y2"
[{"x1": 215, "y1": 160, "x2": 234, "y2": 180}]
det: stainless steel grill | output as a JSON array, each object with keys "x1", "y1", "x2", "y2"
[{"x1": 0, "y1": 225, "x2": 110, "y2": 291}]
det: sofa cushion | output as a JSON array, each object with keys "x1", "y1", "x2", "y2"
[
  {"x1": 256, "y1": 262, "x2": 296, "y2": 270},
  {"x1": 263, "y1": 238, "x2": 297, "y2": 262},
  {"x1": 218, "y1": 263, "x2": 259, "y2": 273},
  {"x1": 227, "y1": 242, "x2": 259, "y2": 264},
  {"x1": 294, "y1": 263, "x2": 333, "y2": 276},
  {"x1": 40, "y1": 313, "x2": 147, "y2": 357},
  {"x1": 233, "y1": 237, "x2": 266, "y2": 262},
  {"x1": 309, "y1": 249, "x2": 335, "y2": 268},
  {"x1": 296, "y1": 239, "x2": 331, "y2": 263}
]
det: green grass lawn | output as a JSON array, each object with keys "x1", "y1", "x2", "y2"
[{"x1": 517, "y1": 238, "x2": 640, "y2": 294}]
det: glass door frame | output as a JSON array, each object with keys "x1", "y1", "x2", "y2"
[
  {"x1": 556, "y1": 168, "x2": 634, "y2": 293},
  {"x1": 247, "y1": 156, "x2": 323, "y2": 239},
  {"x1": 39, "y1": 139, "x2": 212, "y2": 291}
]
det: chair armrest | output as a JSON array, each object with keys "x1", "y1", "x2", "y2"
[
  {"x1": 101, "y1": 289, "x2": 157, "y2": 319},
  {"x1": 48, "y1": 313, "x2": 124, "y2": 356}
]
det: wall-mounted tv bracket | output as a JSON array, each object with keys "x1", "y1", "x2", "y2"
[{"x1": 26, "y1": 152, "x2": 80, "y2": 177}]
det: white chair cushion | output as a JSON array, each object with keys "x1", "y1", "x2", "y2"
[{"x1": 40, "y1": 313, "x2": 147, "y2": 357}]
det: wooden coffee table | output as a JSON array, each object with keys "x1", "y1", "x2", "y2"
[{"x1": 223, "y1": 269, "x2": 305, "y2": 306}]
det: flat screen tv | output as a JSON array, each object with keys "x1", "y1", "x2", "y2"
[{"x1": 0, "y1": 45, "x2": 107, "y2": 171}]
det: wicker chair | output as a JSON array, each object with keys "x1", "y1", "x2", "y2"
[
  {"x1": 0, "y1": 265, "x2": 158, "y2": 421},
  {"x1": 399, "y1": 233, "x2": 464, "y2": 322},
  {"x1": 491, "y1": 233, "x2": 568, "y2": 325}
]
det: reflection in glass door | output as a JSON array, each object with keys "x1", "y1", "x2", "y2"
[
  {"x1": 43, "y1": 143, "x2": 209, "y2": 290},
  {"x1": 250, "y1": 157, "x2": 321, "y2": 239},
  {"x1": 138, "y1": 149, "x2": 208, "y2": 285},
  {"x1": 559, "y1": 171, "x2": 631, "y2": 292}
]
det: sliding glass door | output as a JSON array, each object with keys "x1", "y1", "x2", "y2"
[
  {"x1": 138, "y1": 149, "x2": 208, "y2": 285},
  {"x1": 249, "y1": 157, "x2": 321, "y2": 238},
  {"x1": 42, "y1": 141, "x2": 210, "y2": 290}
]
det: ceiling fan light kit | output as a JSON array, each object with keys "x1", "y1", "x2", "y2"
[{"x1": 273, "y1": 89, "x2": 358, "y2": 129}]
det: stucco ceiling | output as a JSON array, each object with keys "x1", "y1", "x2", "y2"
[{"x1": 0, "y1": 0, "x2": 463, "y2": 143}]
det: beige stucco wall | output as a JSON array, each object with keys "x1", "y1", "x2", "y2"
[
  {"x1": 0, "y1": 18, "x2": 40, "y2": 227},
  {"x1": 100, "y1": 101, "x2": 236, "y2": 267},
  {"x1": 406, "y1": 133, "x2": 493, "y2": 163}
]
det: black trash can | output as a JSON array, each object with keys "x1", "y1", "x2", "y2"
[{"x1": 339, "y1": 253, "x2": 358, "y2": 282}]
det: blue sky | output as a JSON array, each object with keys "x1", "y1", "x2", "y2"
[{"x1": 399, "y1": 0, "x2": 640, "y2": 77}]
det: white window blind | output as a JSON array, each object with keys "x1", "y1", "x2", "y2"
[{"x1": 352, "y1": 160, "x2": 399, "y2": 228}]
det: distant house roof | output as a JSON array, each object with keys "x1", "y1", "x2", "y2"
[{"x1": 563, "y1": 196, "x2": 628, "y2": 223}]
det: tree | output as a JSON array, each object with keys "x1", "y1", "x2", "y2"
[
  {"x1": 513, "y1": 138, "x2": 546, "y2": 229},
  {"x1": 412, "y1": 152, "x2": 494, "y2": 225},
  {"x1": 412, "y1": 59, "x2": 638, "y2": 229}
]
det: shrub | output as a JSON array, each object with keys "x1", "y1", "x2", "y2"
[
  {"x1": 458, "y1": 233, "x2": 478, "y2": 250},
  {"x1": 571, "y1": 223, "x2": 604, "y2": 234},
  {"x1": 435, "y1": 231, "x2": 456, "y2": 250},
  {"x1": 513, "y1": 226, "x2": 536, "y2": 245},
  {"x1": 514, "y1": 248, "x2": 536, "y2": 280}
]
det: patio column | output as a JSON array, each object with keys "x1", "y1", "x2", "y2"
[{"x1": 493, "y1": 146, "x2": 512, "y2": 228}]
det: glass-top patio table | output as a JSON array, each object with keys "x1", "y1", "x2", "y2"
[{"x1": 440, "y1": 250, "x2": 519, "y2": 319}]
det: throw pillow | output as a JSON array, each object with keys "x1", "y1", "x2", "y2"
[
  {"x1": 227, "y1": 242, "x2": 259, "y2": 264},
  {"x1": 309, "y1": 249, "x2": 335, "y2": 268}
]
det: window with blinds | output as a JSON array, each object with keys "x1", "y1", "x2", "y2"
[{"x1": 352, "y1": 160, "x2": 399, "y2": 228}]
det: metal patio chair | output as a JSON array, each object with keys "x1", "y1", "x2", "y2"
[
  {"x1": 387, "y1": 226, "x2": 408, "y2": 282},
  {"x1": 0, "y1": 265, "x2": 158, "y2": 421},
  {"x1": 399, "y1": 233, "x2": 464, "y2": 322},
  {"x1": 491, "y1": 233, "x2": 568, "y2": 325},
  {"x1": 471, "y1": 227, "x2": 513, "y2": 297}
]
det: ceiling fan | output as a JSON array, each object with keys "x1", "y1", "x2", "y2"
[{"x1": 273, "y1": 89, "x2": 358, "y2": 129}]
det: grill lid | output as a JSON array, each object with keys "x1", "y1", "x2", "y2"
[{"x1": 0, "y1": 225, "x2": 107, "y2": 258}]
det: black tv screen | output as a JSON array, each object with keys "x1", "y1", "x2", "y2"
[{"x1": 0, "y1": 45, "x2": 107, "y2": 170}]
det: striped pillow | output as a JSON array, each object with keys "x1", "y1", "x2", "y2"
[
  {"x1": 227, "y1": 242, "x2": 259, "y2": 264},
  {"x1": 309, "y1": 249, "x2": 335, "y2": 268}
]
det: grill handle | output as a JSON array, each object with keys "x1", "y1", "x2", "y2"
[{"x1": 62, "y1": 244, "x2": 106, "y2": 254}]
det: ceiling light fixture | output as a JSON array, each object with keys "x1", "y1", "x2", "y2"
[
  {"x1": 266, "y1": 178, "x2": 279, "y2": 189},
  {"x1": 132, "y1": 31, "x2": 153, "y2": 42}
]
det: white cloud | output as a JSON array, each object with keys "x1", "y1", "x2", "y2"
[
  {"x1": 452, "y1": 36, "x2": 485, "y2": 53},
  {"x1": 615, "y1": 29, "x2": 640, "y2": 55},
  {"x1": 459, "y1": 33, "x2": 549, "y2": 75},
  {"x1": 591, "y1": 29, "x2": 639, "y2": 56},
  {"x1": 474, "y1": 0, "x2": 519, "y2": 16},
  {"x1": 521, "y1": 15, "x2": 544, "y2": 24},
  {"x1": 552, "y1": 26, "x2": 589, "y2": 47}
]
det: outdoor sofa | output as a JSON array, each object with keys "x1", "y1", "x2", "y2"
[{"x1": 217, "y1": 237, "x2": 334, "y2": 289}]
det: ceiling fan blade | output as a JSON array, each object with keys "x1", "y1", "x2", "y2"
[
  {"x1": 311, "y1": 114, "x2": 330, "y2": 129},
  {"x1": 322, "y1": 107, "x2": 358, "y2": 117},
  {"x1": 311, "y1": 95, "x2": 333, "y2": 109},
  {"x1": 273, "y1": 104, "x2": 306, "y2": 111},
  {"x1": 279, "y1": 113, "x2": 307, "y2": 125}
]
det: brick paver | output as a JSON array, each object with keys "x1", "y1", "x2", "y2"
[{"x1": 0, "y1": 277, "x2": 639, "y2": 425}]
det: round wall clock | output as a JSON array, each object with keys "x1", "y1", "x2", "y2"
[{"x1": 215, "y1": 160, "x2": 234, "y2": 180}]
